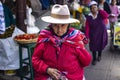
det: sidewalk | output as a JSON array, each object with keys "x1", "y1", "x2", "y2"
[{"x1": 85, "y1": 37, "x2": 120, "y2": 80}]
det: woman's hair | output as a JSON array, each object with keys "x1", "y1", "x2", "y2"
[
  {"x1": 0, "y1": 0, "x2": 3, "y2": 3},
  {"x1": 110, "y1": 0, "x2": 116, "y2": 5},
  {"x1": 98, "y1": 0, "x2": 105, "y2": 4}
]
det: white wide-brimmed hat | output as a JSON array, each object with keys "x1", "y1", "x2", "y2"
[
  {"x1": 41, "y1": 4, "x2": 79, "y2": 24},
  {"x1": 89, "y1": 1, "x2": 98, "y2": 7}
]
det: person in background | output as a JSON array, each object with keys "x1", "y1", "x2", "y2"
[
  {"x1": 106, "y1": 0, "x2": 111, "y2": 4},
  {"x1": 0, "y1": 0, "x2": 16, "y2": 75},
  {"x1": 39, "y1": 0, "x2": 50, "y2": 10},
  {"x1": 85, "y1": 1, "x2": 108, "y2": 65},
  {"x1": 32, "y1": 4, "x2": 91, "y2": 80},
  {"x1": 109, "y1": 0, "x2": 119, "y2": 37},
  {"x1": 81, "y1": 0, "x2": 91, "y2": 5},
  {"x1": 98, "y1": 0, "x2": 111, "y2": 14},
  {"x1": 0, "y1": 1, "x2": 5, "y2": 34},
  {"x1": 116, "y1": 0, "x2": 120, "y2": 5},
  {"x1": 0, "y1": 0, "x2": 15, "y2": 28}
]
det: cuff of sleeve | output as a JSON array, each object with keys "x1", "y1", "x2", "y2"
[{"x1": 46, "y1": 67, "x2": 50, "y2": 74}]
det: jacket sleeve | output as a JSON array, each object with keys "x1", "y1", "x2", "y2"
[
  {"x1": 99, "y1": 10, "x2": 109, "y2": 19},
  {"x1": 116, "y1": 6, "x2": 119, "y2": 17},
  {"x1": 32, "y1": 42, "x2": 49, "y2": 74},
  {"x1": 85, "y1": 19, "x2": 90, "y2": 39},
  {"x1": 75, "y1": 47, "x2": 92, "y2": 67}
]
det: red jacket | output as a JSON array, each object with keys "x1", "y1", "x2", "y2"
[{"x1": 32, "y1": 28, "x2": 92, "y2": 80}]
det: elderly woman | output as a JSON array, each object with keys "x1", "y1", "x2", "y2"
[
  {"x1": 32, "y1": 4, "x2": 91, "y2": 80},
  {"x1": 85, "y1": 1, "x2": 108, "y2": 65},
  {"x1": 109, "y1": 0, "x2": 119, "y2": 37}
]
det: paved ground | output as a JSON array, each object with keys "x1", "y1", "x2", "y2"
[
  {"x1": 85, "y1": 37, "x2": 120, "y2": 80},
  {"x1": 0, "y1": 11, "x2": 120, "y2": 80}
]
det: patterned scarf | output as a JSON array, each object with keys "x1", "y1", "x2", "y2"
[{"x1": 37, "y1": 28, "x2": 88, "y2": 51}]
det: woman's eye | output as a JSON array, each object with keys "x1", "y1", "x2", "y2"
[
  {"x1": 52, "y1": 24, "x2": 57, "y2": 26},
  {"x1": 54, "y1": 24, "x2": 57, "y2": 26},
  {"x1": 62, "y1": 24, "x2": 65, "y2": 26}
]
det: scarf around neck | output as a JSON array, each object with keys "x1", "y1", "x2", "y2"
[{"x1": 37, "y1": 28, "x2": 88, "y2": 51}]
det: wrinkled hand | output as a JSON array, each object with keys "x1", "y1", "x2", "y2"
[{"x1": 47, "y1": 68, "x2": 61, "y2": 80}]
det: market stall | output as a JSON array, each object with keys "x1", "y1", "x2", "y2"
[
  {"x1": 110, "y1": 22, "x2": 120, "y2": 50},
  {"x1": 68, "y1": 0, "x2": 90, "y2": 32},
  {"x1": 0, "y1": 27, "x2": 28, "y2": 70}
]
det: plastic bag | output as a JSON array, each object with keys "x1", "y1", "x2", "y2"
[{"x1": 47, "y1": 72, "x2": 68, "y2": 80}]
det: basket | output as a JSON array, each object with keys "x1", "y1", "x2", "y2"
[
  {"x1": 14, "y1": 38, "x2": 38, "y2": 44},
  {"x1": 0, "y1": 25, "x2": 15, "y2": 39},
  {"x1": 14, "y1": 33, "x2": 38, "y2": 44}
]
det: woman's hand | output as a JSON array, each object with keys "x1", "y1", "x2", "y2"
[
  {"x1": 47, "y1": 68, "x2": 61, "y2": 80},
  {"x1": 109, "y1": 14, "x2": 115, "y2": 18}
]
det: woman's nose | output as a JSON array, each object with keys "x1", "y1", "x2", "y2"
[{"x1": 58, "y1": 26, "x2": 62, "y2": 31}]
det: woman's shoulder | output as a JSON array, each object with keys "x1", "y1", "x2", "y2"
[
  {"x1": 110, "y1": 5, "x2": 118, "y2": 8},
  {"x1": 36, "y1": 29, "x2": 53, "y2": 44},
  {"x1": 68, "y1": 28, "x2": 86, "y2": 41},
  {"x1": 39, "y1": 29, "x2": 51, "y2": 35},
  {"x1": 85, "y1": 14, "x2": 92, "y2": 19}
]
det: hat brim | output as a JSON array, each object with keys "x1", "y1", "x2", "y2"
[{"x1": 41, "y1": 16, "x2": 79, "y2": 24}]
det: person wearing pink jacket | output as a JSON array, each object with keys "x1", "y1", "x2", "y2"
[
  {"x1": 32, "y1": 4, "x2": 92, "y2": 80},
  {"x1": 109, "y1": 0, "x2": 119, "y2": 37}
]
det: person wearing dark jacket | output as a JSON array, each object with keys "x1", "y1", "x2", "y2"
[
  {"x1": 98, "y1": 0, "x2": 111, "y2": 14},
  {"x1": 0, "y1": 0, "x2": 15, "y2": 28},
  {"x1": 39, "y1": 0, "x2": 50, "y2": 10},
  {"x1": 3, "y1": 5, "x2": 15, "y2": 28}
]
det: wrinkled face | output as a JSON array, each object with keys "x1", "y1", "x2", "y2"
[
  {"x1": 52, "y1": 24, "x2": 69, "y2": 36},
  {"x1": 90, "y1": 4, "x2": 98, "y2": 14}
]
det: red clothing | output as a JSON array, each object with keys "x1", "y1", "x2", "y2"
[{"x1": 32, "y1": 28, "x2": 92, "y2": 80}]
